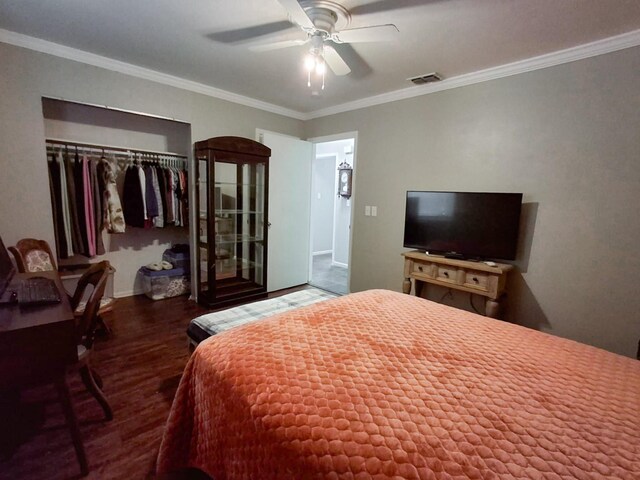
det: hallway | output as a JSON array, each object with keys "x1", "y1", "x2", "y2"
[{"x1": 310, "y1": 253, "x2": 348, "y2": 295}]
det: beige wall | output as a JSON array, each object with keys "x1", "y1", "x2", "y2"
[
  {"x1": 0, "y1": 42, "x2": 303, "y2": 296},
  {"x1": 305, "y1": 47, "x2": 640, "y2": 358},
  {"x1": 1, "y1": 40, "x2": 638, "y2": 357}
]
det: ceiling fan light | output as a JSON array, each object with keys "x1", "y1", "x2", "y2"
[
  {"x1": 315, "y1": 59, "x2": 326, "y2": 75},
  {"x1": 304, "y1": 54, "x2": 315, "y2": 71}
]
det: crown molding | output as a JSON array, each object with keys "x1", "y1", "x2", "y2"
[
  {"x1": 0, "y1": 28, "x2": 306, "y2": 121},
  {"x1": 304, "y1": 29, "x2": 640, "y2": 120},
  {"x1": 1, "y1": 27, "x2": 639, "y2": 122}
]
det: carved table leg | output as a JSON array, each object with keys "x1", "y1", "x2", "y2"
[
  {"x1": 402, "y1": 278, "x2": 412, "y2": 294},
  {"x1": 485, "y1": 298, "x2": 502, "y2": 319}
]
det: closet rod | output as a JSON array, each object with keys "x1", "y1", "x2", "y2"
[{"x1": 46, "y1": 138, "x2": 188, "y2": 159}]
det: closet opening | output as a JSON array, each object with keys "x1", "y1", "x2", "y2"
[{"x1": 41, "y1": 98, "x2": 192, "y2": 299}]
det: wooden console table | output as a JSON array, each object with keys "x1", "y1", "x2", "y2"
[{"x1": 402, "y1": 251, "x2": 514, "y2": 318}]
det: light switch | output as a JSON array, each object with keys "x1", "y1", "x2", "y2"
[
  {"x1": 365, "y1": 205, "x2": 371, "y2": 216},
  {"x1": 317, "y1": 193, "x2": 321, "y2": 199},
  {"x1": 371, "y1": 206, "x2": 378, "y2": 217}
]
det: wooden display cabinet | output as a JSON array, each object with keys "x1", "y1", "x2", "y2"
[{"x1": 194, "y1": 137, "x2": 270, "y2": 307}]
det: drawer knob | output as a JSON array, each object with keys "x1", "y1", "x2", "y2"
[
  {"x1": 473, "y1": 277, "x2": 479, "y2": 283},
  {"x1": 418, "y1": 266, "x2": 423, "y2": 272},
  {"x1": 443, "y1": 271, "x2": 449, "y2": 278}
]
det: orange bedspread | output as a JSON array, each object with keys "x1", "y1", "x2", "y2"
[{"x1": 158, "y1": 290, "x2": 640, "y2": 479}]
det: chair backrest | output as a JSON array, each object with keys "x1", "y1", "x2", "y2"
[
  {"x1": 72, "y1": 261, "x2": 110, "y2": 349},
  {"x1": 12, "y1": 238, "x2": 57, "y2": 273}
]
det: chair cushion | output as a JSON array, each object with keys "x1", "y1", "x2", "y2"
[{"x1": 25, "y1": 250, "x2": 54, "y2": 272}]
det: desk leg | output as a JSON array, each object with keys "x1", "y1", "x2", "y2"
[{"x1": 55, "y1": 374, "x2": 89, "y2": 476}]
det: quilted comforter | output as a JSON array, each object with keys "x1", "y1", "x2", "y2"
[{"x1": 158, "y1": 289, "x2": 640, "y2": 479}]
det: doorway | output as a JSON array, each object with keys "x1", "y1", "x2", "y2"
[{"x1": 308, "y1": 134, "x2": 356, "y2": 295}]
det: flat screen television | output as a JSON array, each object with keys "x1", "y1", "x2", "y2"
[{"x1": 403, "y1": 191, "x2": 523, "y2": 260}]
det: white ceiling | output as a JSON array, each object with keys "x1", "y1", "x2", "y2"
[{"x1": 1, "y1": 0, "x2": 640, "y2": 115}]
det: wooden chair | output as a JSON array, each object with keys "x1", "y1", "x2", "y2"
[
  {"x1": 9, "y1": 238, "x2": 57, "y2": 273},
  {"x1": 69, "y1": 261, "x2": 113, "y2": 421},
  {"x1": 12, "y1": 238, "x2": 115, "y2": 335},
  {"x1": 70, "y1": 264, "x2": 117, "y2": 338}
]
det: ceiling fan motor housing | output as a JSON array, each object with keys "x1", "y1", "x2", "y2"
[{"x1": 300, "y1": 0, "x2": 351, "y2": 33}]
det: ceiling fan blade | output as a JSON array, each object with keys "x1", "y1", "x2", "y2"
[
  {"x1": 332, "y1": 24, "x2": 399, "y2": 44},
  {"x1": 207, "y1": 20, "x2": 295, "y2": 44},
  {"x1": 276, "y1": 0, "x2": 315, "y2": 29},
  {"x1": 324, "y1": 45, "x2": 351, "y2": 76},
  {"x1": 249, "y1": 39, "x2": 309, "y2": 52},
  {"x1": 351, "y1": 0, "x2": 437, "y2": 16}
]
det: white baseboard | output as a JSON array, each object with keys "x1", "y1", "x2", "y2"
[
  {"x1": 313, "y1": 250, "x2": 333, "y2": 256},
  {"x1": 114, "y1": 288, "x2": 143, "y2": 298},
  {"x1": 332, "y1": 261, "x2": 348, "y2": 269}
]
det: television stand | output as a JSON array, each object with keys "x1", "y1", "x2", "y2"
[{"x1": 402, "y1": 251, "x2": 514, "y2": 319}]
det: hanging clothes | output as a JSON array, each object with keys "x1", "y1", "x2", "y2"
[
  {"x1": 58, "y1": 152, "x2": 74, "y2": 257},
  {"x1": 82, "y1": 156, "x2": 96, "y2": 257},
  {"x1": 64, "y1": 151, "x2": 84, "y2": 255},
  {"x1": 151, "y1": 167, "x2": 164, "y2": 228},
  {"x1": 100, "y1": 157, "x2": 125, "y2": 234},
  {"x1": 144, "y1": 165, "x2": 158, "y2": 228},
  {"x1": 47, "y1": 143, "x2": 187, "y2": 260},
  {"x1": 155, "y1": 165, "x2": 168, "y2": 226},
  {"x1": 47, "y1": 153, "x2": 68, "y2": 258},
  {"x1": 174, "y1": 168, "x2": 182, "y2": 227},
  {"x1": 138, "y1": 164, "x2": 148, "y2": 223},
  {"x1": 73, "y1": 151, "x2": 89, "y2": 256},
  {"x1": 179, "y1": 169, "x2": 189, "y2": 228},
  {"x1": 90, "y1": 158, "x2": 105, "y2": 255},
  {"x1": 123, "y1": 165, "x2": 146, "y2": 228},
  {"x1": 165, "y1": 168, "x2": 175, "y2": 225}
]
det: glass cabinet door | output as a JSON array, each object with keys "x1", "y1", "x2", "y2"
[{"x1": 213, "y1": 160, "x2": 266, "y2": 298}]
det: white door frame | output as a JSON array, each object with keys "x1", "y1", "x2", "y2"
[{"x1": 307, "y1": 131, "x2": 358, "y2": 293}]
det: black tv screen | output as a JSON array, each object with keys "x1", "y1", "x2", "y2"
[{"x1": 403, "y1": 191, "x2": 523, "y2": 260}]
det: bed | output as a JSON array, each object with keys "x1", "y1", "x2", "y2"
[
  {"x1": 158, "y1": 289, "x2": 640, "y2": 479},
  {"x1": 186, "y1": 287, "x2": 338, "y2": 346}
]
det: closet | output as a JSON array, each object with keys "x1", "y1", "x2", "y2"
[
  {"x1": 194, "y1": 137, "x2": 270, "y2": 307},
  {"x1": 42, "y1": 98, "x2": 192, "y2": 298}
]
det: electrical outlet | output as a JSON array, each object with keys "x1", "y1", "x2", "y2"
[
  {"x1": 371, "y1": 206, "x2": 377, "y2": 217},
  {"x1": 365, "y1": 205, "x2": 371, "y2": 216}
]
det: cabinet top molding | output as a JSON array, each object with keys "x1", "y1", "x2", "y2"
[{"x1": 195, "y1": 136, "x2": 271, "y2": 157}]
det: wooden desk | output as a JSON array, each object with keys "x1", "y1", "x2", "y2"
[
  {"x1": 0, "y1": 271, "x2": 88, "y2": 475},
  {"x1": 402, "y1": 251, "x2": 514, "y2": 318}
]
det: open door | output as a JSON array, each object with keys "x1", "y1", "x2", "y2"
[{"x1": 257, "y1": 130, "x2": 313, "y2": 292}]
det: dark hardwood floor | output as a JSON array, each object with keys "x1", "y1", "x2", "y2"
[{"x1": 0, "y1": 294, "x2": 209, "y2": 480}]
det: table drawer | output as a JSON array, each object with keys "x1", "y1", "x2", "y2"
[
  {"x1": 464, "y1": 271, "x2": 489, "y2": 292},
  {"x1": 411, "y1": 261, "x2": 435, "y2": 277},
  {"x1": 436, "y1": 266, "x2": 459, "y2": 283}
]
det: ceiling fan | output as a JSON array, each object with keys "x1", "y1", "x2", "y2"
[{"x1": 250, "y1": 0, "x2": 399, "y2": 81}]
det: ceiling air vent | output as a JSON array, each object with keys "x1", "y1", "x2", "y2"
[{"x1": 408, "y1": 72, "x2": 442, "y2": 85}]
